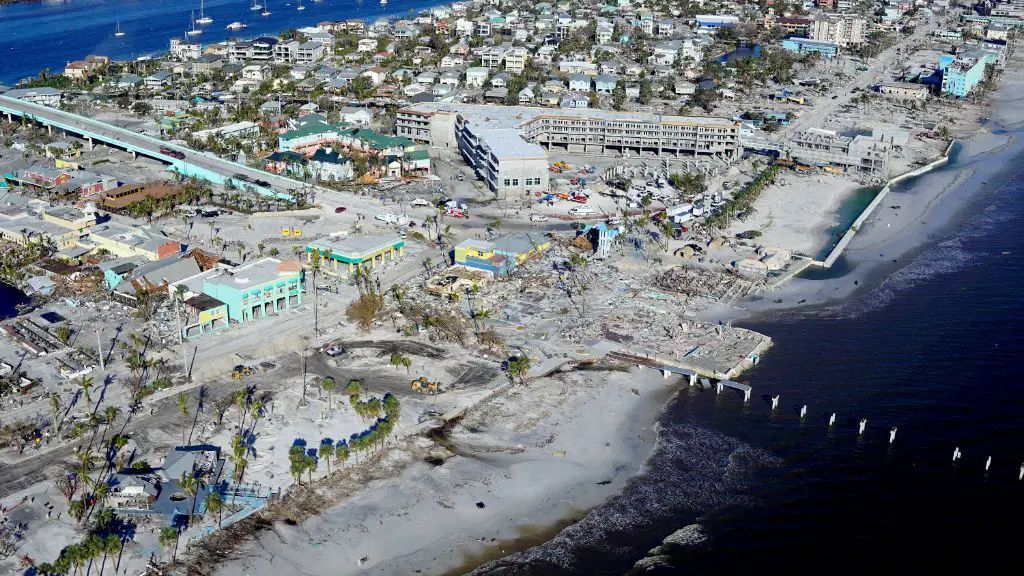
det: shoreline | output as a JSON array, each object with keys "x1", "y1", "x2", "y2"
[{"x1": 205, "y1": 367, "x2": 682, "y2": 576}]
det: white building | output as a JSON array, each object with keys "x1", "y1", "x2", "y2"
[
  {"x1": 458, "y1": 125, "x2": 549, "y2": 195},
  {"x1": 169, "y1": 38, "x2": 202, "y2": 61},
  {"x1": 811, "y1": 14, "x2": 867, "y2": 47},
  {"x1": 191, "y1": 121, "x2": 260, "y2": 143}
]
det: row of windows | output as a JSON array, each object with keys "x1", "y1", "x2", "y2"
[
  {"x1": 502, "y1": 178, "x2": 520, "y2": 187},
  {"x1": 525, "y1": 177, "x2": 542, "y2": 186}
]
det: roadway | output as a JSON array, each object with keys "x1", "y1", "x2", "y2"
[
  {"x1": 0, "y1": 95, "x2": 343, "y2": 203},
  {"x1": 776, "y1": 15, "x2": 940, "y2": 141}
]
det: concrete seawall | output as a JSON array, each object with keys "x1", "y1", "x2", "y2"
[{"x1": 813, "y1": 139, "x2": 956, "y2": 268}]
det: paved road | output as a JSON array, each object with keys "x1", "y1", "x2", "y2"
[
  {"x1": 777, "y1": 15, "x2": 940, "y2": 141},
  {"x1": 0, "y1": 95, "x2": 391, "y2": 214}
]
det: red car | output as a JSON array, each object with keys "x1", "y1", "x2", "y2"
[
  {"x1": 160, "y1": 147, "x2": 185, "y2": 160},
  {"x1": 335, "y1": 206, "x2": 347, "y2": 214}
]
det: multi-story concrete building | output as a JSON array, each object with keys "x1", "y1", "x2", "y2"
[
  {"x1": 878, "y1": 81, "x2": 930, "y2": 101},
  {"x1": 504, "y1": 47, "x2": 529, "y2": 74},
  {"x1": 229, "y1": 37, "x2": 277, "y2": 64},
  {"x1": 940, "y1": 55, "x2": 987, "y2": 97},
  {"x1": 789, "y1": 129, "x2": 890, "y2": 176},
  {"x1": 179, "y1": 257, "x2": 304, "y2": 325},
  {"x1": 397, "y1": 104, "x2": 741, "y2": 170},
  {"x1": 273, "y1": 40, "x2": 299, "y2": 64},
  {"x1": 458, "y1": 125, "x2": 550, "y2": 195},
  {"x1": 169, "y1": 38, "x2": 203, "y2": 61},
  {"x1": 810, "y1": 14, "x2": 867, "y2": 47},
  {"x1": 297, "y1": 41, "x2": 325, "y2": 65}
]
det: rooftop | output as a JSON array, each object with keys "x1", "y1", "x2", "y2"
[{"x1": 205, "y1": 257, "x2": 302, "y2": 291}]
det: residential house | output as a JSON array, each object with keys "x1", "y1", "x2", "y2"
[
  {"x1": 560, "y1": 94, "x2": 590, "y2": 108},
  {"x1": 308, "y1": 147, "x2": 354, "y2": 182},
  {"x1": 144, "y1": 71, "x2": 173, "y2": 89},
  {"x1": 297, "y1": 41, "x2": 325, "y2": 65},
  {"x1": 504, "y1": 46, "x2": 530, "y2": 73},
  {"x1": 569, "y1": 74, "x2": 591, "y2": 92},
  {"x1": 465, "y1": 67, "x2": 489, "y2": 88},
  {"x1": 454, "y1": 233, "x2": 550, "y2": 276},
  {"x1": 594, "y1": 74, "x2": 617, "y2": 94}
]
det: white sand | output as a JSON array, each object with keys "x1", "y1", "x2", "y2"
[
  {"x1": 701, "y1": 52, "x2": 1024, "y2": 320},
  {"x1": 728, "y1": 174, "x2": 864, "y2": 257},
  {"x1": 215, "y1": 368, "x2": 679, "y2": 576}
]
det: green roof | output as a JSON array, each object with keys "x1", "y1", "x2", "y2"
[{"x1": 407, "y1": 149, "x2": 430, "y2": 161}]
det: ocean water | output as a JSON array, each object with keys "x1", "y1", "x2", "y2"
[
  {"x1": 471, "y1": 128, "x2": 1024, "y2": 576},
  {"x1": 0, "y1": 0, "x2": 446, "y2": 84}
]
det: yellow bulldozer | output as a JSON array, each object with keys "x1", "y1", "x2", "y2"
[
  {"x1": 232, "y1": 365, "x2": 255, "y2": 380},
  {"x1": 410, "y1": 377, "x2": 442, "y2": 395}
]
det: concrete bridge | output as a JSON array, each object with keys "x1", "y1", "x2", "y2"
[{"x1": 0, "y1": 95, "x2": 306, "y2": 200}]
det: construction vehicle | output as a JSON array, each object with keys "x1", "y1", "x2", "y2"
[
  {"x1": 410, "y1": 376, "x2": 442, "y2": 395},
  {"x1": 231, "y1": 365, "x2": 254, "y2": 380}
]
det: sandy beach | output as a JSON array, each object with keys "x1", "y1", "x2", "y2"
[
  {"x1": 198, "y1": 59, "x2": 1024, "y2": 576},
  {"x1": 212, "y1": 367, "x2": 681, "y2": 576}
]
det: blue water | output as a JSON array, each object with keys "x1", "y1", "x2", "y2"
[
  {"x1": 0, "y1": 0, "x2": 445, "y2": 84},
  {"x1": 471, "y1": 126, "x2": 1024, "y2": 576},
  {"x1": 0, "y1": 282, "x2": 28, "y2": 319}
]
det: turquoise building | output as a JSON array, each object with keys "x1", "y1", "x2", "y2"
[
  {"x1": 199, "y1": 257, "x2": 305, "y2": 324},
  {"x1": 782, "y1": 37, "x2": 839, "y2": 59},
  {"x1": 940, "y1": 54, "x2": 988, "y2": 98}
]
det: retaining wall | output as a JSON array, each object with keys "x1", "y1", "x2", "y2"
[{"x1": 813, "y1": 140, "x2": 956, "y2": 268}]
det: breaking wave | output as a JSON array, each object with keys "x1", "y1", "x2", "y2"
[{"x1": 468, "y1": 395, "x2": 781, "y2": 576}]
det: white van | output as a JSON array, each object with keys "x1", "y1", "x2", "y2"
[{"x1": 410, "y1": 198, "x2": 431, "y2": 207}]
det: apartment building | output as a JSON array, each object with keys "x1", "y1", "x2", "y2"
[
  {"x1": 940, "y1": 55, "x2": 987, "y2": 97},
  {"x1": 504, "y1": 47, "x2": 529, "y2": 74},
  {"x1": 810, "y1": 14, "x2": 867, "y2": 47},
  {"x1": 396, "y1": 103, "x2": 741, "y2": 161},
  {"x1": 169, "y1": 38, "x2": 202, "y2": 61},
  {"x1": 229, "y1": 37, "x2": 277, "y2": 64},
  {"x1": 297, "y1": 41, "x2": 325, "y2": 65},
  {"x1": 458, "y1": 125, "x2": 550, "y2": 196},
  {"x1": 274, "y1": 40, "x2": 299, "y2": 64}
]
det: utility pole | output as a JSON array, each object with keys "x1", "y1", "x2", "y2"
[{"x1": 96, "y1": 328, "x2": 104, "y2": 371}]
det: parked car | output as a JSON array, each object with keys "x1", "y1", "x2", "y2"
[
  {"x1": 254, "y1": 179, "x2": 271, "y2": 187},
  {"x1": 233, "y1": 173, "x2": 250, "y2": 182},
  {"x1": 410, "y1": 198, "x2": 431, "y2": 207},
  {"x1": 530, "y1": 214, "x2": 549, "y2": 222},
  {"x1": 325, "y1": 344, "x2": 346, "y2": 357},
  {"x1": 160, "y1": 147, "x2": 185, "y2": 160},
  {"x1": 335, "y1": 206, "x2": 347, "y2": 214},
  {"x1": 445, "y1": 207, "x2": 466, "y2": 218}
]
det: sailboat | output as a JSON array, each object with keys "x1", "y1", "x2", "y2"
[
  {"x1": 250, "y1": 0, "x2": 262, "y2": 11},
  {"x1": 380, "y1": 0, "x2": 387, "y2": 5},
  {"x1": 196, "y1": 0, "x2": 213, "y2": 24},
  {"x1": 297, "y1": 0, "x2": 305, "y2": 10},
  {"x1": 261, "y1": 0, "x2": 271, "y2": 16},
  {"x1": 114, "y1": 20, "x2": 125, "y2": 37},
  {"x1": 186, "y1": 11, "x2": 203, "y2": 35}
]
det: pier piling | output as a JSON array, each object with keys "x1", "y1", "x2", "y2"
[
  {"x1": 953, "y1": 447, "x2": 962, "y2": 462},
  {"x1": 743, "y1": 389, "x2": 751, "y2": 402},
  {"x1": 986, "y1": 456, "x2": 992, "y2": 472},
  {"x1": 858, "y1": 418, "x2": 867, "y2": 436},
  {"x1": 799, "y1": 405, "x2": 807, "y2": 419},
  {"x1": 1019, "y1": 464, "x2": 1023, "y2": 481},
  {"x1": 889, "y1": 427, "x2": 897, "y2": 444},
  {"x1": 716, "y1": 382, "x2": 723, "y2": 394},
  {"x1": 662, "y1": 369, "x2": 670, "y2": 379},
  {"x1": 828, "y1": 412, "x2": 836, "y2": 427},
  {"x1": 771, "y1": 395, "x2": 780, "y2": 411}
]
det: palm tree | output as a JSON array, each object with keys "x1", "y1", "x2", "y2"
[
  {"x1": 235, "y1": 390, "x2": 249, "y2": 431},
  {"x1": 236, "y1": 242, "x2": 246, "y2": 263},
  {"x1": 177, "y1": 393, "x2": 189, "y2": 446},
  {"x1": 334, "y1": 441, "x2": 350, "y2": 469},
  {"x1": 248, "y1": 399, "x2": 264, "y2": 433},
  {"x1": 257, "y1": 242, "x2": 265, "y2": 257},
  {"x1": 179, "y1": 471, "x2": 205, "y2": 526},
  {"x1": 308, "y1": 249, "x2": 322, "y2": 334},
  {"x1": 101, "y1": 534, "x2": 121, "y2": 575},
  {"x1": 319, "y1": 438, "x2": 333, "y2": 475},
  {"x1": 322, "y1": 376, "x2": 336, "y2": 411},
  {"x1": 78, "y1": 377, "x2": 94, "y2": 405},
  {"x1": 158, "y1": 526, "x2": 178, "y2": 562},
  {"x1": 401, "y1": 356, "x2": 412, "y2": 374},
  {"x1": 205, "y1": 491, "x2": 224, "y2": 527},
  {"x1": 49, "y1": 393, "x2": 63, "y2": 432},
  {"x1": 230, "y1": 434, "x2": 247, "y2": 485}
]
